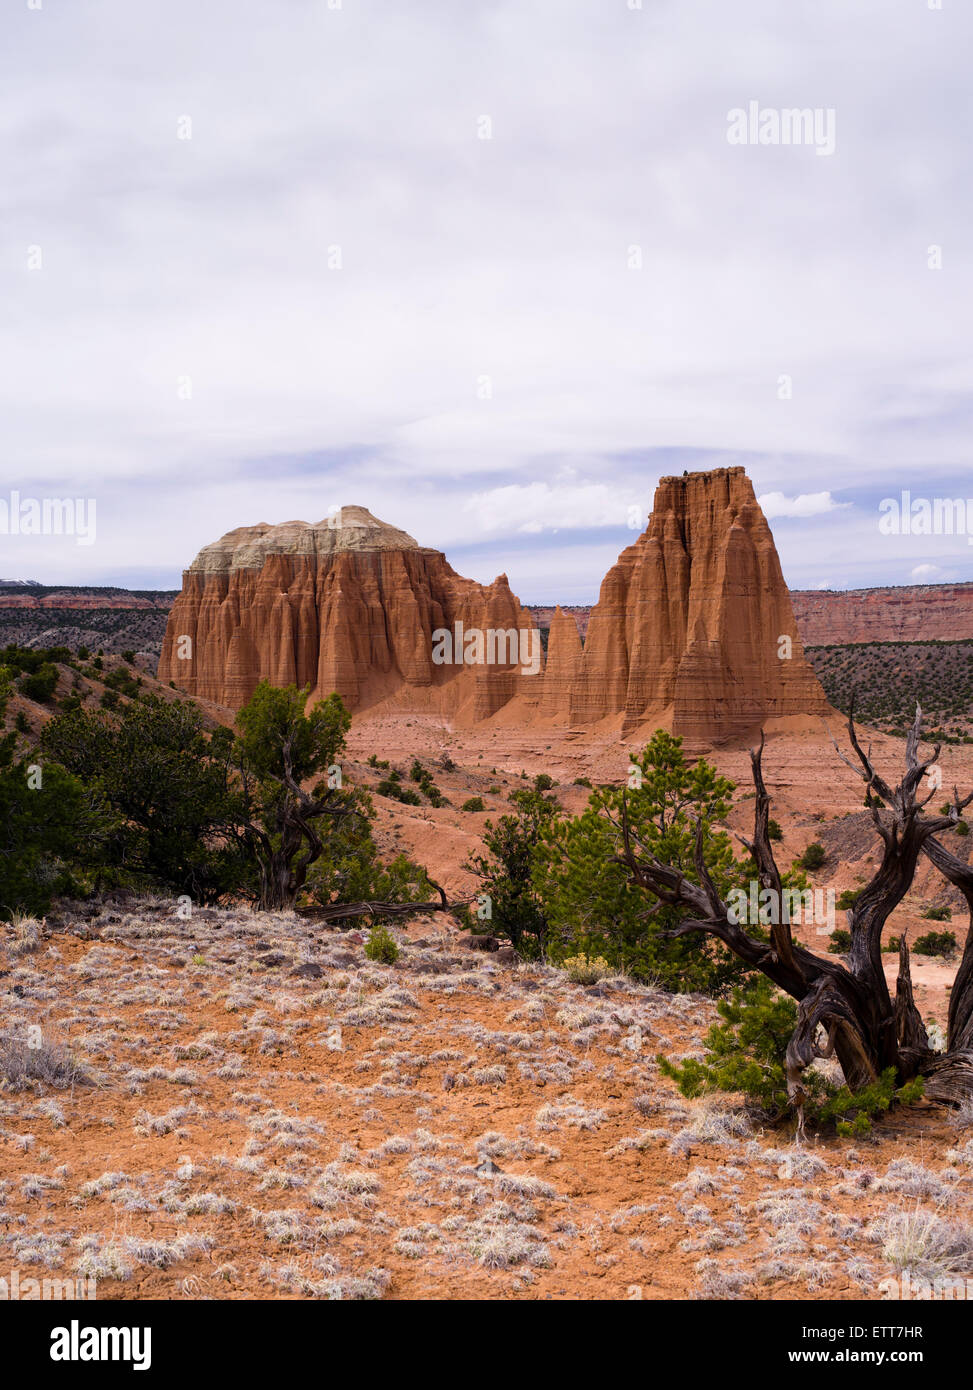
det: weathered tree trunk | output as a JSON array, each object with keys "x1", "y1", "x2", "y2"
[{"x1": 613, "y1": 704, "x2": 973, "y2": 1127}]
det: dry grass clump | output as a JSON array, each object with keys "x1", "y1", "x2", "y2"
[
  {"x1": 6, "y1": 912, "x2": 44, "y2": 956},
  {"x1": 561, "y1": 953, "x2": 612, "y2": 985},
  {"x1": 868, "y1": 1207, "x2": 973, "y2": 1280},
  {"x1": 0, "y1": 1033, "x2": 95, "y2": 1091}
]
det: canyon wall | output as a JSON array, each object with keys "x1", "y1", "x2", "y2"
[{"x1": 790, "y1": 584, "x2": 973, "y2": 646}]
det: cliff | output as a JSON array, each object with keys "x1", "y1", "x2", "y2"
[
  {"x1": 544, "y1": 467, "x2": 828, "y2": 740},
  {"x1": 159, "y1": 475, "x2": 828, "y2": 742},
  {"x1": 791, "y1": 584, "x2": 973, "y2": 646},
  {"x1": 157, "y1": 507, "x2": 536, "y2": 719}
]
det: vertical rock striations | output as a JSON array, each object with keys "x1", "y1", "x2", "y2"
[
  {"x1": 543, "y1": 467, "x2": 827, "y2": 740},
  {"x1": 158, "y1": 506, "x2": 536, "y2": 717},
  {"x1": 159, "y1": 474, "x2": 828, "y2": 743}
]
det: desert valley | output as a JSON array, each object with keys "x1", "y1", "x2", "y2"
[
  {"x1": 4, "y1": 3, "x2": 972, "y2": 1342},
  {"x1": 4, "y1": 468, "x2": 973, "y2": 1308}
]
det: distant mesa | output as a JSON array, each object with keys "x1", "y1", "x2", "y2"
[
  {"x1": 159, "y1": 474, "x2": 829, "y2": 744},
  {"x1": 790, "y1": 583, "x2": 973, "y2": 646}
]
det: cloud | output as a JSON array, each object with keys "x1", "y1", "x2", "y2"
[
  {"x1": 757, "y1": 491, "x2": 849, "y2": 520},
  {"x1": 3, "y1": 0, "x2": 972, "y2": 595},
  {"x1": 463, "y1": 481, "x2": 642, "y2": 534},
  {"x1": 911, "y1": 561, "x2": 956, "y2": 583}
]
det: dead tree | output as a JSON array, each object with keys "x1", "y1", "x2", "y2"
[
  {"x1": 296, "y1": 880, "x2": 471, "y2": 925},
  {"x1": 611, "y1": 702, "x2": 973, "y2": 1129}
]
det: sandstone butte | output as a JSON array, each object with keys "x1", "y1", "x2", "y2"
[
  {"x1": 157, "y1": 506, "x2": 537, "y2": 723},
  {"x1": 158, "y1": 469, "x2": 829, "y2": 744}
]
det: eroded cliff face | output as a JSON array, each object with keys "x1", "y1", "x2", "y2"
[
  {"x1": 159, "y1": 475, "x2": 828, "y2": 742},
  {"x1": 545, "y1": 467, "x2": 828, "y2": 740},
  {"x1": 157, "y1": 507, "x2": 535, "y2": 718},
  {"x1": 790, "y1": 584, "x2": 973, "y2": 646}
]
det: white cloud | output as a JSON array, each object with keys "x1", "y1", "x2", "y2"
[
  {"x1": 463, "y1": 481, "x2": 641, "y2": 534},
  {"x1": 2, "y1": 0, "x2": 972, "y2": 593},
  {"x1": 757, "y1": 491, "x2": 849, "y2": 520},
  {"x1": 911, "y1": 563, "x2": 943, "y2": 581}
]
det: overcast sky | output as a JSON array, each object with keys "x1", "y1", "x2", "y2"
[{"x1": 2, "y1": 0, "x2": 971, "y2": 599}]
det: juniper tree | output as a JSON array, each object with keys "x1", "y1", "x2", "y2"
[{"x1": 611, "y1": 704, "x2": 973, "y2": 1132}]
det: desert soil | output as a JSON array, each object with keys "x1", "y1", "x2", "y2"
[{"x1": 3, "y1": 715, "x2": 972, "y2": 1301}]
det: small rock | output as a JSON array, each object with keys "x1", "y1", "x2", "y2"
[
  {"x1": 257, "y1": 952, "x2": 290, "y2": 968},
  {"x1": 457, "y1": 934, "x2": 499, "y2": 952},
  {"x1": 325, "y1": 950, "x2": 357, "y2": 967},
  {"x1": 290, "y1": 962, "x2": 324, "y2": 979},
  {"x1": 494, "y1": 947, "x2": 518, "y2": 965}
]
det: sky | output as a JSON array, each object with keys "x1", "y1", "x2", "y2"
[{"x1": 1, "y1": 0, "x2": 971, "y2": 600}]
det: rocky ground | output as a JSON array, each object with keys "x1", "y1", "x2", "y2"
[
  {"x1": 2, "y1": 898, "x2": 973, "y2": 1302},
  {"x1": 5, "y1": 697, "x2": 973, "y2": 1301}
]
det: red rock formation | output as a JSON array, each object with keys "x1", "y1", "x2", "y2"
[
  {"x1": 160, "y1": 475, "x2": 828, "y2": 742},
  {"x1": 0, "y1": 592, "x2": 170, "y2": 611},
  {"x1": 540, "y1": 607, "x2": 583, "y2": 718},
  {"x1": 543, "y1": 467, "x2": 828, "y2": 740},
  {"x1": 158, "y1": 507, "x2": 537, "y2": 717},
  {"x1": 790, "y1": 583, "x2": 973, "y2": 646}
]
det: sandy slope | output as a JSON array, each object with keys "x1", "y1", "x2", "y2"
[{"x1": 2, "y1": 901, "x2": 972, "y2": 1302}]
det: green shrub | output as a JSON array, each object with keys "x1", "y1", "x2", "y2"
[
  {"x1": 799, "y1": 842, "x2": 826, "y2": 871},
  {"x1": 533, "y1": 773, "x2": 556, "y2": 792},
  {"x1": 461, "y1": 797, "x2": 485, "y2": 813},
  {"x1": 658, "y1": 977, "x2": 797, "y2": 1114},
  {"x1": 120, "y1": 650, "x2": 136, "y2": 664},
  {"x1": 819, "y1": 1071, "x2": 924, "y2": 1138},
  {"x1": 658, "y1": 976, "x2": 925, "y2": 1133},
  {"x1": 466, "y1": 787, "x2": 558, "y2": 957},
  {"x1": 921, "y1": 905, "x2": 951, "y2": 921},
  {"x1": 376, "y1": 778, "x2": 421, "y2": 806},
  {"x1": 836, "y1": 888, "x2": 862, "y2": 911},
  {"x1": 303, "y1": 800, "x2": 432, "y2": 921},
  {"x1": 828, "y1": 927, "x2": 852, "y2": 954},
  {"x1": 913, "y1": 930, "x2": 957, "y2": 957},
  {"x1": 533, "y1": 731, "x2": 751, "y2": 994},
  {"x1": 767, "y1": 819, "x2": 783, "y2": 842},
  {"x1": 364, "y1": 924, "x2": 399, "y2": 965},
  {"x1": 19, "y1": 664, "x2": 59, "y2": 702}
]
